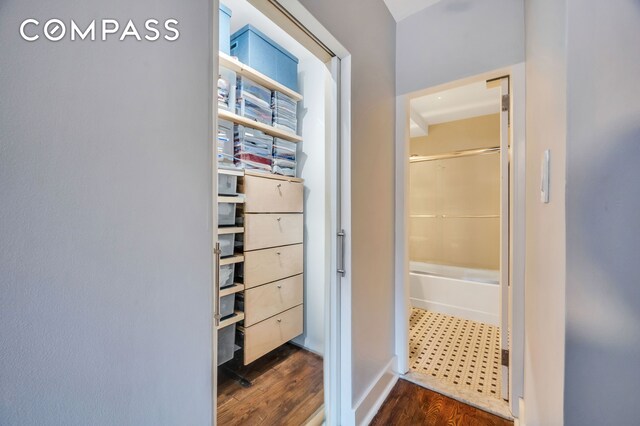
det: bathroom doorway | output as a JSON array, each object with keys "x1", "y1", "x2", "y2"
[{"x1": 394, "y1": 67, "x2": 526, "y2": 420}]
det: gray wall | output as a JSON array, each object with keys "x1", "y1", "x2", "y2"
[
  {"x1": 0, "y1": 1, "x2": 213, "y2": 425},
  {"x1": 396, "y1": 0, "x2": 524, "y2": 95},
  {"x1": 523, "y1": 0, "x2": 567, "y2": 424},
  {"x1": 298, "y1": 0, "x2": 397, "y2": 407},
  {"x1": 564, "y1": 0, "x2": 640, "y2": 424}
]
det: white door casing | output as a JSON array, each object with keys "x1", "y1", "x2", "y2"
[{"x1": 494, "y1": 76, "x2": 511, "y2": 401}]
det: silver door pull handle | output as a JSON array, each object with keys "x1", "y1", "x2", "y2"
[
  {"x1": 337, "y1": 230, "x2": 346, "y2": 277},
  {"x1": 214, "y1": 242, "x2": 222, "y2": 326}
]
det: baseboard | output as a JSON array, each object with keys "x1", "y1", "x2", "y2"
[
  {"x1": 289, "y1": 340, "x2": 324, "y2": 358},
  {"x1": 514, "y1": 397, "x2": 525, "y2": 426},
  {"x1": 303, "y1": 405, "x2": 325, "y2": 426},
  {"x1": 410, "y1": 298, "x2": 499, "y2": 326},
  {"x1": 353, "y1": 358, "x2": 398, "y2": 426}
]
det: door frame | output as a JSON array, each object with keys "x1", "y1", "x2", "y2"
[
  {"x1": 394, "y1": 64, "x2": 525, "y2": 417},
  {"x1": 211, "y1": 1, "x2": 353, "y2": 425}
]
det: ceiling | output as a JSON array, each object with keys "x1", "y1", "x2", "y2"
[
  {"x1": 409, "y1": 81, "x2": 501, "y2": 137},
  {"x1": 383, "y1": 0, "x2": 442, "y2": 22}
]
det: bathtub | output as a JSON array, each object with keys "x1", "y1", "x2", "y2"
[{"x1": 409, "y1": 261, "x2": 500, "y2": 326}]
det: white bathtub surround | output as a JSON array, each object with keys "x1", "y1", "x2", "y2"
[{"x1": 409, "y1": 261, "x2": 500, "y2": 326}]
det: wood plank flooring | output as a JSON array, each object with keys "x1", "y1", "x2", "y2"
[
  {"x1": 370, "y1": 379, "x2": 513, "y2": 426},
  {"x1": 217, "y1": 344, "x2": 323, "y2": 426}
]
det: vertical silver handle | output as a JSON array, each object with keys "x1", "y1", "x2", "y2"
[
  {"x1": 214, "y1": 242, "x2": 222, "y2": 327},
  {"x1": 337, "y1": 230, "x2": 346, "y2": 276}
]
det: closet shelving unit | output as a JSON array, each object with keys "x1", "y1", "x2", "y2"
[
  {"x1": 216, "y1": 49, "x2": 305, "y2": 370},
  {"x1": 216, "y1": 191, "x2": 246, "y2": 331},
  {"x1": 218, "y1": 52, "x2": 302, "y2": 143}
]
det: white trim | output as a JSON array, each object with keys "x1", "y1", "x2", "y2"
[
  {"x1": 211, "y1": 3, "x2": 220, "y2": 426},
  {"x1": 509, "y1": 63, "x2": 526, "y2": 418},
  {"x1": 515, "y1": 397, "x2": 526, "y2": 426},
  {"x1": 498, "y1": 76, "x2": 510, "y2": 401},
  {"x1": 409, "y1": 106, "x2": 429, "y2": 136},
  {"x1": 326, "y1": 54, "x2": 341, "y2": 426},
  {"x1": 394, "y1": 95, "x2": 411, "y2": 375},
  {"x1": 353, "y1": 358, "x2": 398, "y2": 426},
  {"x1": 338, "y1": 55, "x2": 354, "y2": 426},
  {"x1": 394, "y1": 63, "x2": 526, "y2": 419}
]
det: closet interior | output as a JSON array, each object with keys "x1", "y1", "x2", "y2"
[{"x1": 214, "y1": 1, "x2": 333, "y2": 423}]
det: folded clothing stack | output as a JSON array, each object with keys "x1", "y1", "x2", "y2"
[
  {"x1": 272, "y1": 138, "x2": 297, "y2": 177},
  {"x1": 272, "y1": 91, "x2": 297, "y2": 134},
  {"x1": 236, "y1": 76, "x2": 272, "y2": 126},
  {"x1": 234, "y1": 125, "x2": 274, "y2": 172}
]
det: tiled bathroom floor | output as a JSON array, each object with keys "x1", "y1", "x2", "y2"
[{"x1": 409, "y1": 308, "x2": 502, "y2": 399}]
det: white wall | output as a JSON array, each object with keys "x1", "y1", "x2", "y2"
[
  {"x1": 298, "y1": 0, "x2": 397, "y2": 414},
  {"x1": 396, "y1": 0, "x2": 525, "y2": 95},
  {"x1": 295, "y1": 53, "x2": 331, "y2": 355},
  {"x1": 0, "y1": 1, "x2": 213, "y2": 424},
  {"x1": 523, "y1": 0, "x2": 567, "y2": 424},
  {"x1": 564, "y1": 1, "x2": 640, "y2": 424}
]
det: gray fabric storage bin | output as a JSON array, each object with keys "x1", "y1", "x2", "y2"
[
  {"x1": 217, "y1": 323, "x2": 236, "y2": 366},
  {"x1": 219, "y1": 233, "x2": 235, "y2": 257},
  {"x1": 218, "y1": 202, "x2": 237, "y2": 226},
  {"x1": 218, "y1": 173, "x2": 238, "y2": 195},
  {"x1": 219, "y1": 293, "x2": 235, "y2": 318},
  {"x1": 219, "y1": 263, "x2": 235, "y2": 288}
]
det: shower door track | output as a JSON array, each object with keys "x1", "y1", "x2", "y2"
[
  {"x1": 410, "y1": 214, "x2": 500, "y2": 219},
  {"x1": 409, "y1": 146, "x2": 500, "y2": 163}
]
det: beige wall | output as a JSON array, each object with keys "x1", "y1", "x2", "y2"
[
  {"x1": 410, "y1": 114, "x2": 500, "y2": 156},
  {"x1": 409, "y1": 114, "x2": 500, "y2": 270}
]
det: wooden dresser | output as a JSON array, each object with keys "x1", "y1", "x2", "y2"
[{"x1": 239, "y1": 171, "x2": 304, "y2": 365}]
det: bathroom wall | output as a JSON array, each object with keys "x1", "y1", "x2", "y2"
[
  {"x1": 410, "y1": 114, "x2": 500, "y2": 156},
  {"x1": 409, "y1": 115, "x2": 500, "y2": 270}
]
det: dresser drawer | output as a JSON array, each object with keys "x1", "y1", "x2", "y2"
[
  {"x1": 244, "y1": 213, "x2": 303, "y2": 251},
  {"x1": 243, "y1": 305, "x2": 303, "y2": 364},
  {"x1": 243, "y1": 175, "x2": 303, "y2": 213},
  {"x1": 244, "y1": 274, "x2": 303, "y2": 326},
  {"x1": 243, "y1": 244, "x2": 303, "y2": 289}
]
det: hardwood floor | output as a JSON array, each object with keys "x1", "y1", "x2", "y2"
[
  {"x1": 217, "y1": 343, "x2": 323, "y2": 426},
  {"x1": 370, "y1": 379, "x2": 513, "y2": 426}
]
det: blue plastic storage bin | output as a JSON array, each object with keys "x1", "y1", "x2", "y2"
[
  {"x1": 219, "y1": 4, "x2": 232, "y2": 54},
  {"x1": 230, "y1": 25, "x2": 299, "y2": 92}
]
